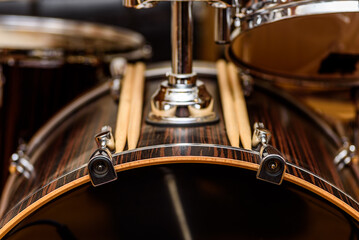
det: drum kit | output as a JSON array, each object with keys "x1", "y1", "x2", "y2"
[{"x1": 0, "y1": 0, "x2": 358, "y2": 238}]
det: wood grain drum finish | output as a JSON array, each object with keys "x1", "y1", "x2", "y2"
[{"x1": 0, "y1": 64, "x2": 358, "y2": 239}]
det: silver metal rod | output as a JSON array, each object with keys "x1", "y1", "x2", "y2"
[
  {"x1": 171, "y1": 1, "x2": 194, "y2": 84},
  {"x1": 214, "y1": 7, "x2": 231, "y2": 44}
]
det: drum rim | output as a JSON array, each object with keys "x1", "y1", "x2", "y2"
[
  {"x1": 0, "y1": 15, "x2": 147, "y2": 63},
  {"x1": 239, "y1": 0, "x2": 359, "y2": 32},
  {"x1": 0, "y1": 147, "x2": 358, "y2": 239}
]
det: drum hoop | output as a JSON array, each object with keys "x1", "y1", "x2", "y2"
[
  {"x1": 1, "y1": 147, "x2": 358, "y2": 239},
  {"x1": 239, "y1": 0, "x2": 359, "y2": 32}
]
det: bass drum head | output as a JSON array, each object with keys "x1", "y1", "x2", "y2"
[
  {"x1": 3, "y1": 165, "x2": 357, "y2": 240},
  {"x1": 229, "y1": 6, "x2": 359, "y2": 90}
]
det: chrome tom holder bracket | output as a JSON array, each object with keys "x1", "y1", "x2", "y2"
[
  {"x1": 125, "y1": 0, "x2": 238, "y2": 43},
  {"x1": 124, "y1": 0, "x2": 239, "y2": 125},
  {"x1": 9, "y1": 144, "x2": 35, "y2": 180},
  {"x1": 109, "y1": 57, "x2": 127, "y2": 101},
  {"x1": 123, "y1": 0, "x2": 235, "y2": 9},
  {"x1": 125, "y1": 0, "x2": 238, "y2": 44},
  {"x1": 334, "y1": 140, "x2": 359, "y2": 183},
  {"x1": 334, "y1": 140, "x2": 356, "y2": 171},
  {"x1": 252, "y1": 122, "x2": 287, "y2": 185},
  {"x1": 88, "y1": 126, "x2": 117, "y2": 187}
]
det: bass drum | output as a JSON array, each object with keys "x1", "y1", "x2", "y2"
[
  {"x1": 0, "y1": 15, "x2": 150, "y2": 189},
  {"x1": 0, "y1": 62, "x2": 358, "y2": 239}
]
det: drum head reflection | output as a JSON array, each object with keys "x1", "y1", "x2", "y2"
[{"x1": 229, "y1": 12, "x2": 359, "y2": 89}]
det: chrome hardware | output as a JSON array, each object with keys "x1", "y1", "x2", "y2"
[
  {"x1": 123, "y1": 0, "x2": 157, "y2": 9},
  {"x1": 171, "y1": 1, "x2": 194, "y2": 82},
  {"x1": 110, "y1": 58, "x2": 127, "y2": 78},
  {"x1": 89, "y1": 126, "x2": 117, "y2": 187},
  {"x1": 334, "y1": 141, "x2": 356, "y2": 171},
  {"x1": 147, "y1": 1, "x2": 217, "y2": 125},
  {"x1": 110, "y1": 79, "x2": 121, "y2": 101},
  {"x1": 125, "y1": 0, "x2": 221, "y2": 125},
  {"x1": 252, "y1": 122, "x2": 271, "y2": 149},
  {"x1": 253, "y1": 122, "x2": 286, "y2": 185},
  {"x1": 211, "y1": 0, "x2": 238, "y2": 44},
  {"x1": 148, "y1": 80, "x2": 217, "y2": 125},
  {"x1": 167, "y1": 72, "x2": 197, "y2": 86},
  {"x1": 240, "y1": 71, "x2": 253, "y2": 97},
  {"x1": 9, "y1": 145, "x2": 34, "y2": 179},
  {"x1": 214, "y1": 7, "x2": 231, "y2": 44},
  {"x1": 238, "y1": 0, "x2": 359, "y2": 31},
  {"x1": 123, "y1": 0, "x2": 233, "y2": 9},
  {"x1": 94, "y1": 126, "x2": 116, "y2": 153},
  {"x1": 243, "y1": 0, "x2": 275, "y2": 13},
  {"x1": 109, "y1": 58, "x2": 127, "y2": 101},
  {"x1": 257, "y1": 145, "x2": 286, "y2": 185}
]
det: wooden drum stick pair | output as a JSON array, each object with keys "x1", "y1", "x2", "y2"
[
  {"x1": 217, "y1": 60, "x2": 252, "y2": 150},
  {"x1": 115, "y1": 60, "x2": 250, "y2": 151},
  {"x1": 115, "y1": 62, "x2": 146, "y2": 153}
]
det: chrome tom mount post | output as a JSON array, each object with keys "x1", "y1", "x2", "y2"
[{"x1": 125, "y1": 0, "x2": 237, "y2": 125}]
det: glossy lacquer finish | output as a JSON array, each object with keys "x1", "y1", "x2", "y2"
[{"x1": 0, "y1": 67, "x2": 358, "y2": 239}]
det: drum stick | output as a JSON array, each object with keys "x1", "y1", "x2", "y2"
[
  {"x1": 128, "y1": 62, "x2": 146, "y2": 150},
  {"x1": 115, "y1": 64, "x2": 134, "y2": 152},
  {"x1": 227, "y1": 63, "x2": 252, "y2": 150},
  {"x1": 216, "y1": 60, "x2": 240, "y2": 148}
]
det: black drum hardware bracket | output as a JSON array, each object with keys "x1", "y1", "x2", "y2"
[
  {"x1": 88, "y1": 126, "x2": 117, "y2": 187},
  {"x1": 252, "y1": 122, "x2": 287, "y2": 185}
]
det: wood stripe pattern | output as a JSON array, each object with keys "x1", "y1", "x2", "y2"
[{"x1": 0, "y1": 67, "x2": 358, "y2": 236}]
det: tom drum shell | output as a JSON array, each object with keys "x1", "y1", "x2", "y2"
[{"x1": 228, "y1": 0, "x2": 359, "y2": 90}]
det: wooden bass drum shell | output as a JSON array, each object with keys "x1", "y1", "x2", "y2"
[{"x1": 0, "y1": 63, "x2": 358, "y2": 239}]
